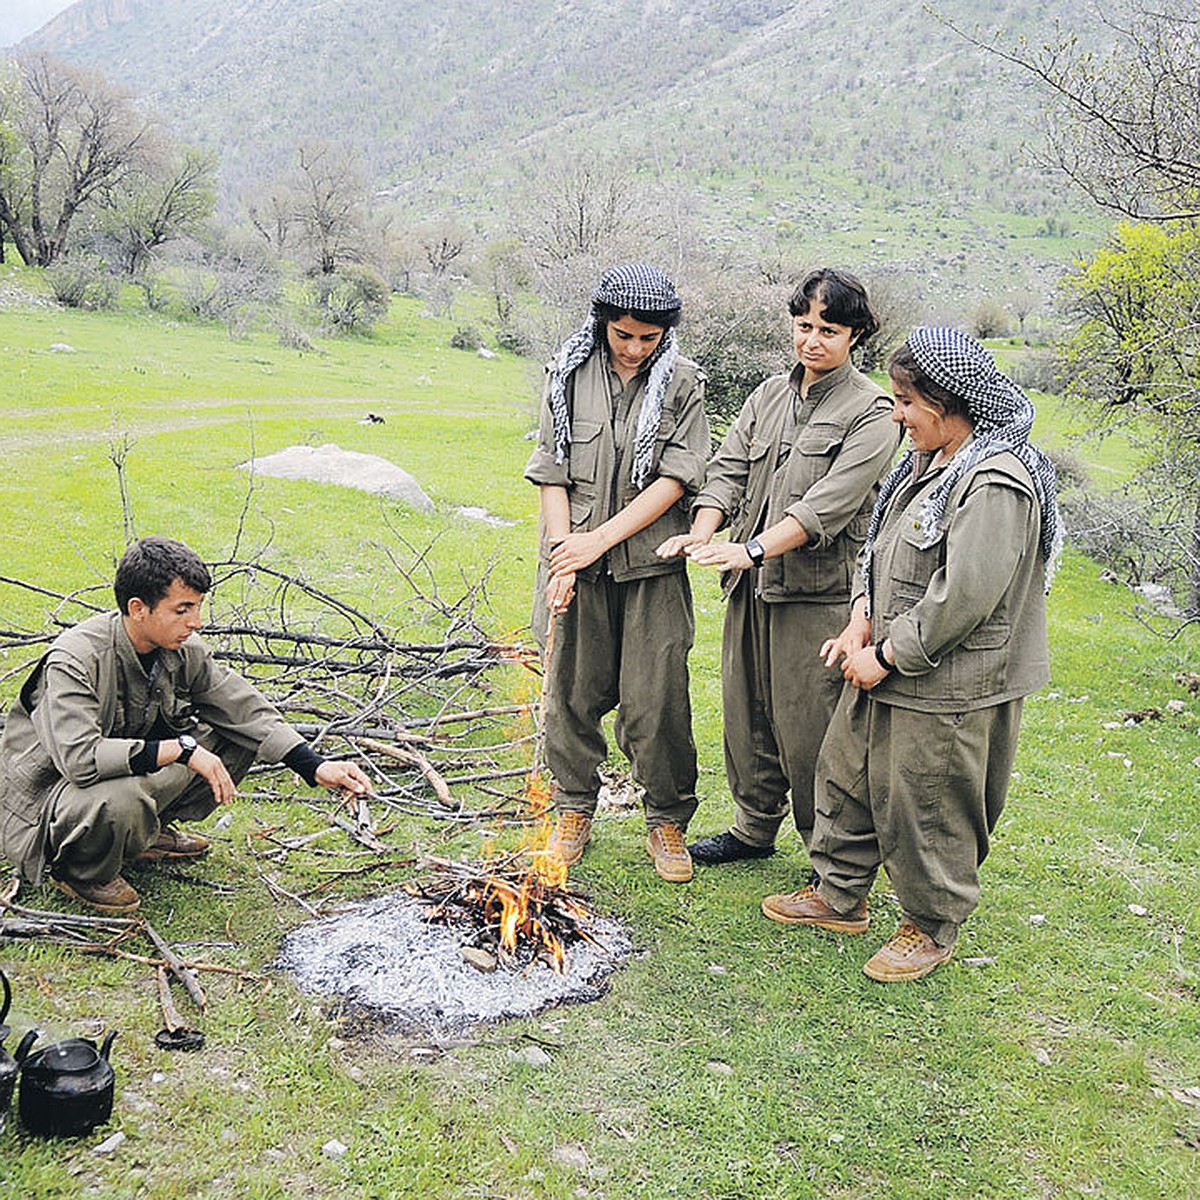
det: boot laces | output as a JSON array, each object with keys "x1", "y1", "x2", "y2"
[{"x1": 656, "y1": 824, "x2": 687, "y2": 855}]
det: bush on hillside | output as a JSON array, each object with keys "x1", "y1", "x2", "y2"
[
  {"x1": 314, "y1": 263, "x2": 390, "y2": 334},
  {"x1": 45, "y1": 257, "x2": 120, "y2": 311}
]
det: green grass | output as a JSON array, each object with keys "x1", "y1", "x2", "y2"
[{"x1": 0, "y1": 284, "x2": 1198, "y2": 1199}]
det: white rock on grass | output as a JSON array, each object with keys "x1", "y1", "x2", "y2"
[
  {"x1": 241, "y1": 444, "x2": 434, "y2": 512},
  {"x1": 322, "y1": 1139, "x2": 349, "y2": 1158}
]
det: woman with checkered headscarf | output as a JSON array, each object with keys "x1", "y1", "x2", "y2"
[
  {"x1": 762, "y1": 327, "x2": 1059, "y2": 983},
  {"x1": 524, "y1": 264, "x2": 711, "y2": 883}
]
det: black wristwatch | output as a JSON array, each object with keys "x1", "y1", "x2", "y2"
[
  {"x1": 177, "y1": 734, "x2": 199, "y2": 765},
  {"x1": 745, "y1": 537, "x2": 766, "y2": 567}
]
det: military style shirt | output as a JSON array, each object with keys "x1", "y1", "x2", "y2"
[
  {"x1": 0, "y1": 611, "x2": 305, "y2": 882},
  {"x1": 524, "y1": 348, "x2": 710, "y2": 583},
  {"x1": 695, "y1": 360, "x2": 896, "y2": 602},
  {"x1": 863, "y1": 445, "x2": 1051, "y2": 712}
]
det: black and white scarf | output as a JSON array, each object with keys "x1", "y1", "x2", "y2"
[
  {"x1": 548, "y1": 263, "x2": 682, "y2": 491},
  {"x1": 863, "y1": 326, "x2": 1062, "y2": 600}
]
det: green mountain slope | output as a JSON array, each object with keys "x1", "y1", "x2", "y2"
[{"x1": 22, "y1": 0, "x2": 1104, "y2": 305}]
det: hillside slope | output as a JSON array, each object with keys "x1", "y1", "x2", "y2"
[{"x1": 20, "y1": 0, "x2": 1102, "y2": 305}]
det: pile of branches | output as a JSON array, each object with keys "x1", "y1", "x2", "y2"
[{"x1": 0, "y1": 552, "x2": 542, "y2": 830}]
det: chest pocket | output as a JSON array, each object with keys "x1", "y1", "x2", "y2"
[
  {"x1": 784, "y1": 421, "x2": 847, "y2": 499},
  {"x1": 568, "y1": 420, "x2": 604, "y2": 486}
]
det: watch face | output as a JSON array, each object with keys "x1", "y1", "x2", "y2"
[{"x1": 179, "y1": 735, "x2": 197, "y2": 749}]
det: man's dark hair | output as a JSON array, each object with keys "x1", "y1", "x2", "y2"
[
  {"x1": 788, "y1": 268, "x2": 879, "y2": 344},
  {"x1": 113, "y1": 537, "x2": 212, "y2": 614}
]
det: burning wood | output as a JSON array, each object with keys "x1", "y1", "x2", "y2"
[{"x1": 408, "y1": 847, "x2": 599, "y2": 975}]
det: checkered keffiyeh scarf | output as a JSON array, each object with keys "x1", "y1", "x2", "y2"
[
  {"x1": 548, "y1": 263, "x2": 682, "y2": 491},
  {"x1": 863, "y1": 326, "x2": 1062, "y2": 599}
]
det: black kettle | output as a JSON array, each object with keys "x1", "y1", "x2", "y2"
[
  {"x1": 0, "y1": 969, "x2": 18, "y2": 1133},
  {"x1": 15, "y1": 1027, "x2": 117, "y2": 1137}
]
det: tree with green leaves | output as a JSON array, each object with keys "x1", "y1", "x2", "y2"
[
  {"x1": 97, "y1": 146, "x2": 218, "y2": 275},
  {"x1": 953, "y1": 1, "x2": 1200, "y2": 612}
]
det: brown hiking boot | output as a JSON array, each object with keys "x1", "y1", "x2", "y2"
[
  {"x1": 52, "y1": 874, "x2": 141, "y2": 914},
  {"x1": 761, "y1": 883, "x2": 869, "y2": 933},
  {"x1": 647, "y1": 823, "x2": 693, "y2": 882},
  {"x1": 863, "y1": 921, "x2": 954, "y2": 982},
  {"x1": 547, "y1": 811, "x2": 593, "y2": 866},
  {"x1": 136, "y1": 824, "x2": 211, "y2": 862}
]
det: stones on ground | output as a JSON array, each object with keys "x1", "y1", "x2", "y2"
[
  {"x1": 706, "y1": 1060, "x2": 733, "y2": 1075},
  {"x1": 322, "y1": 1139, "x2": 349, "y2": 1158},
  {"x1": 462, "y1": 946, "x2": 498, "y2": 973},
  {"x1": 49, "y1": 342, "x2": 76, "y2": 353},
  {"x1": 93, "y1": 1131, "x2": 126, "y2": 1155},
  {"x1": 1028, "y1": 913, "x2": 1047, "y2": 927},
  {"x1": 509, "y1": 1044, "x2": 552, "y2": 1068},
  {"x1": 241, "y1": 444, "x2": 434, "y2": 511},
  {"x1": 551, "y1": 1143, "x2": 590, "y2": 1170}
]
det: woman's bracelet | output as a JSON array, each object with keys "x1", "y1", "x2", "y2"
[{"x1": 874, "y1": 641, "x2": 893, "y2": 673}]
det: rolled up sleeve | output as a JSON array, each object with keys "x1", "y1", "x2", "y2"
[
  {"x1": 654, "y1": 373, "x2": 710, "y2": 494},
  {"x1": 783, "y1": 403, "x2": 897, "y2": 549}
]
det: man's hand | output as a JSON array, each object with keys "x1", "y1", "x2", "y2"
[
  {"x1": 315, "y1": 759, "x2": 374, "y2": 798},
  {"x1": 186, "y1": 745, "x2": 238, "y2": 806}
]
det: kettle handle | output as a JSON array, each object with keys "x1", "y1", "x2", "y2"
[
  {"x1": 0, "y1": 968, "x2": 9, "y2": 1028},
  {"x1": 100, "y1": 1030, "x2": 118, "y2": 1060},
  {"x1": 15, "y1": 1028, "x2": 39, "y2": 1063}
]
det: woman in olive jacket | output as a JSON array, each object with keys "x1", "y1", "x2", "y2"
[
  {"x1": 761, "y1": 327, "x2": 1061, "y2": 982},
  {"x1": 524, "y1": 264, "x2": 710, "y2": 882}
]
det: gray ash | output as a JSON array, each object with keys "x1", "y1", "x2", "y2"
[{"x1": 276, "y1": 891, "x2": 632, "y2": 1037}]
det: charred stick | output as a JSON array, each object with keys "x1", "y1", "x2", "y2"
[{"x1": 142, "y1": 920, "x2": 207, "y2": 1012}]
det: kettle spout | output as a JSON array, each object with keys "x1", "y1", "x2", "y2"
[{"x1": 100, "y1": 1030, "x2": 118, "y2": 1061}]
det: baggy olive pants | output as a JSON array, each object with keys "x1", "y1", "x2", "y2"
[
  {"x1": 810, "y1": 686, "x2": 1023, "y2": 947},
  {"x1": 47, "y1": 731, "x2": 256, "y2": 883},
  {"x1": 538, "y1": 569, "x2": 698, "y2": 831},
  {"x1": 722, "y1": 584, "x2": 845, "y2": 849}
]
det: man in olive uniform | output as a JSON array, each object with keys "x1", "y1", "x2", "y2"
[
  {"x1": 659, "y1": 269, "x2": 897, "y2": 865},
  {"x1": 0, "y1": 536, "x2": 372, "y2": 912}
]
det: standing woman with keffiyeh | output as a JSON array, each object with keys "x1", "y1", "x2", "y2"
[
  {"x1": 524, "y1": 264, "x2": 710, "y2": 882},
  {"x1": 761, "y1": 327, "x2": 1061, "y2": 981}
]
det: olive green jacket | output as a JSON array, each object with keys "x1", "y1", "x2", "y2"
[
  {"x1": 695, "y1": 361, "x2": 896, "y2": 602},
  {"x1": 0, "y1": 611, "x2": 304, "y2": 883},
  {"x1": 865, "y1": 447, "x2": 1051, "y2": 712},
  {"x1": 524, "y1": 348, "x2": 710, "y2": 583}
]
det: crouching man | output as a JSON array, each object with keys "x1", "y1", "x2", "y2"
[{"x1": 0, "y1": 537, "x2": 372, "y2": 913}]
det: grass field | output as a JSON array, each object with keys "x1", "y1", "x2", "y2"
[{"x1": 0, "y1": 279, "x2": 1197, "y2": 1199}]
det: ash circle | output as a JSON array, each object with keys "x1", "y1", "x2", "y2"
[{"x1": 276, "y1": 892, "x2": 632, "y2": 1036}]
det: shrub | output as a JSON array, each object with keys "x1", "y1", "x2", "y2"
[
  {"x1": 45, "y1": 258, "x2": 120, "y2": 310},
  {"x1": 314, "y1": 263, "x2": 390, "y2": 334}
]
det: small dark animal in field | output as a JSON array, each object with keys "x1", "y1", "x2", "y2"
[{"x1": 361, "y1": 413, "x2": 386, "y2": 425}]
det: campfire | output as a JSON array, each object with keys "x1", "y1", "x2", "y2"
[{"x1": 407, "y1": 775, "x2": 597, "y2": 975}]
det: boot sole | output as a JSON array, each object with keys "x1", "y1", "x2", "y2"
[
  {"x1": 134, "y1": 846, "x2": 210, "y2": 862},
  {"x1": 51, "y1": 877, "x2": 141, "y2": 914},
  {"x1": 760, "y1": 897, "x2": 869, "y2": 933}
]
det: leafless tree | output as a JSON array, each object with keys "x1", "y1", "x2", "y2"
[
  {"x1": 291, "y1": 141, "x2": 370, "y2": 275},
  {"x1": 0, "y1": 54, "x2": 153, "y2": 267},
  {"x1": 99, "y1": 145, "x2": 217, "y2": 274},
  {"x1": 941, "y1": 2, "x2": 1200, "y2": 222}
]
